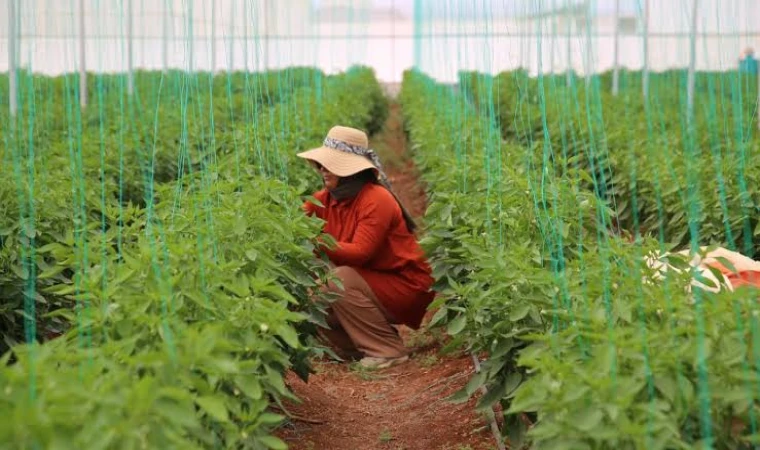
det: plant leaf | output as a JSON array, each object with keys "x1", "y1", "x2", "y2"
[
  {"x1": 276, "y1": 325, "x2": 300, "y2": 349},
  {"x1": 258, "y1": 435, "x2": 288, "y2": 450},
  {"x1": 235, "y1": 376, "x2": 263, "y2": 400},
  {"x1": 447, "y1": 315, "x2": 466, "y2": 335},
  {"x1": 510, "y1": 304, "x2": 530, "y2": 322},
  {"x1": 713, "y1": 256, "x2": 738, "y2": 274},
  {"x1": 257, "y1": 413, "x2": 285, "y2": 426},
  {"x1": 196, "y1": 395, "x2": 229, "y2": 422},
  {"x1": 574, "y1": 407, "x2": 603, "y2": 432}
]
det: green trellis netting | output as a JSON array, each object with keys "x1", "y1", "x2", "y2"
[{"x1": 1, "y1": 0, "x2": 760, "y2": 448}]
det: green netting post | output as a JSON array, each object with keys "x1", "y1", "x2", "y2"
[
  {"x1": 187, "y1": 0, "x2": 194, "y2": 73},
  {"x1": 9, "y1": 0, "x2": 38, "y2": 357},
  {"x1": 565, "y1": 0, "x2": 572, "y2": 87},
  {"x1": 211, "y1": 0, "x2": 217, "y2": 72},
  {"x1": 612, "y1": 0, "x2": 621, "y2": 95},
  {"x1": 413, "y1": 0, "x2": 422, "y2": 69},
  {"x1": 687, "y1": 0, "x2": 698, "y2": 128},
  {"x1": 127, "y1": 0, "x2": 134, "y2": 96},
  {"x1": 163, "y1": 0, "x2": 169, "y2": 72},
  {"x1": 79, "y1": 0, "x2": 87, "y2": 108},
  {"x1": 225, "y1": 3, "x2": 239, "y2": 183},
  {"x1": 584, "y1": 0, "x2": 592, "y2": 88},
  {"x1": 8, "y1": 0, "x2": 18, "y2": 116},
  {"x1": 549, "y1": 0, "x2": 557, "y2": 74},
  {"x1": 228, "y1": 0, "x2": 235, "y2": 72},
  {"x1": 243, "y1": 0, "x2": 249, "y2": 72},
  {"x1": 263, "y1": 0, "x2": 270, "y2": 70},
  {"x1": 642, "y1": 0, "x2": 649, "y2": 100}
]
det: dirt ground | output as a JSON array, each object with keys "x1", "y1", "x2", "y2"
[{"x1": 274, "y1": 102, "x2": 498, "y2": 450}]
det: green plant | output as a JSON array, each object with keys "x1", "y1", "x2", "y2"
[
  {"x1": 0, "y1": 65, "x2": 389, "y2": 449},
  {"x1": 416, "y1": 354, "x2": 439, "y2": 368},
  {"x1": 402, "y1": 69, "x2": 760, "y2": 449},
  {"x1": 461, "y1": 69, "x2": 760, "y2": 257},
  {"x1": 379, "y1": 429, "x2": 394, "y2": 443}
]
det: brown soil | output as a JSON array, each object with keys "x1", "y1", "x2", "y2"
[
  {"x1": 274, "y1": 101, "x2": 498, "y2": 450},
  {"x1": 372, "y1": 103, "x2": 429, "y2": 223}
]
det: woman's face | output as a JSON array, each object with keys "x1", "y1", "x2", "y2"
[{"x1": 315, "y1": 163, "x2": 339, "y2": 190}]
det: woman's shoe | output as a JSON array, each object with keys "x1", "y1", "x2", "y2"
[{"x1": 359, "y1": 355, "x2": 409, "y2": 369}]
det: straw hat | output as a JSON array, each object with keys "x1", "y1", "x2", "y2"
[{"x1": 297, "y1": 126, "x2": 381, "y2": 178}]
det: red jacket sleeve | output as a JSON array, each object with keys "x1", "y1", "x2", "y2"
[
  {"x1": 303, "y1": 201, "x2": 317, "y2": 216},
  {"x1": 322, "y1": 191, "x2": 394, "y2": 266}
]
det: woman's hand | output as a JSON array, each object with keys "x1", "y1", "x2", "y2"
[
  {"x1": 310, "y1": 237, "x2": 325, "y2": 258},
  {"x1": 312, "y1": 234, "x2": 338, "y2": 253}
]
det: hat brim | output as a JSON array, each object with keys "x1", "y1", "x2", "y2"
[{"x1": 297, "y1": 146, "x2": 377, "y2": 177}]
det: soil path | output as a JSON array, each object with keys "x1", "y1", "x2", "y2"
[{"x1": 274, "y1": 100, "x2": 496, "y2": 450}]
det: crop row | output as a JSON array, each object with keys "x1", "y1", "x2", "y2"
[
  {"x1": 460, "y1": 69, "x2": 760, "y2": 258},
  {"x1": 401, "y1": 69, "x2": 760, "y2": 449},
  {"x1": 0, "y1": 66, "x2": 385, "y2": 348},
  {"x1": 0, "y1": 66, "x2": 387, "y2": 448}
]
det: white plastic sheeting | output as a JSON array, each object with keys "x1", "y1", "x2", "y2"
[{"x1": 0, "y1": 0, "x2": 758, "y2": 82}]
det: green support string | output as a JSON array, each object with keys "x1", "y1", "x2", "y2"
[{"x1": 3, "y1": 2, "x2": 760, "y2": 448}]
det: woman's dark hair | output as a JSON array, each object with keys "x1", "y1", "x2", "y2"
[
  {"x1": 341, "y1": 169, "x2": 417, "y2": 233},
  {"x1": 338, "y1": 168, "x2": 378, "y2": 185}
]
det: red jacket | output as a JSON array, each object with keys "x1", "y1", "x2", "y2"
[{"x1": 304, "y1": 183, "x2": 435, "y2": 329}]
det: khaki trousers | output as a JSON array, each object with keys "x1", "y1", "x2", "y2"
[{"x1": 318, "y1": 266, "x2": 407, "y2": 359}]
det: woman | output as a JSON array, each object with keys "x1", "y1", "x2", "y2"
[{"x1": 298, "y1": 125, "x2": 435, "y2": 369}]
